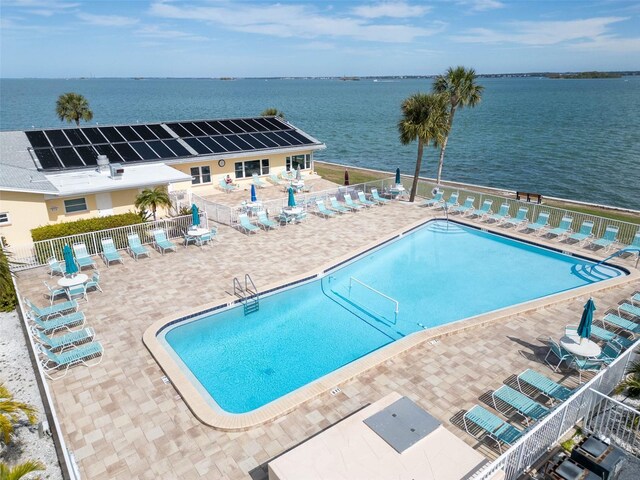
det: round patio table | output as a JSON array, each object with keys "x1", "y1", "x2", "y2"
[
  {"x1": 187, "y1": 227, "x2": 209, "y2": 237},
  {"x1": 57, "y1": 273, "x2": 88, "y2": 288},
  {"x1": 559, "y1": 334, "x2": 601, "y2": 358}
]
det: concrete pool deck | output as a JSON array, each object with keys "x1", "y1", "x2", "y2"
[{"x1": 15, "y1": 200, "x2": 640, "y2": 479}]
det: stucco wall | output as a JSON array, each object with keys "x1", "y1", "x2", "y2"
[{"x1": 0, "y1": 191, "x2": 51, "y2": 245}]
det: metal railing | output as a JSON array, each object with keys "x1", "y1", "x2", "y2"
[
  {"x1": 470, "y1": 338, "x2": 640, "y2": 480},
  {"x1": 584, "y1": 389, "x2": 640, "y2": 456}
]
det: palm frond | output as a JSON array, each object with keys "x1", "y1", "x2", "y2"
[{"x1": 0, "y1": 459, "x2": 46, "y2": 480}]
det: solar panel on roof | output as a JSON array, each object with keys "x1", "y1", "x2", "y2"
[
  {"x1": 180, "y1": 122, "x2": 206, "y2": 137},
  {"x1": 277, "y1": 130, "x2": 303, "y2": 145},
  {"x1": 250, "y1": 132, "x2": 279, "y2": 148},
  {"x1": 146, "y1": 140, "x2": 177, "y2": 158},
  {"x1": 208, "y1": 121, "x2": 232, "y2": 135},
  {"x1": 55, "y1": 147, "x2": 85, "y2": 167},
  {"x1": 130, "y1": 142, "x2": 160, "y2": 160},
  {"x1": 76, "y1": 146, "x2": 98, "y2": 165},
  {"x1": 81, "y1": 127, "x2": 107, "y2": 144},
  {"x1": 184, "y1": 137, "x2": 213, "y2": 155},
  {"x1": 131, "y1": 125, "x2": 157, "y2": 140},
  {"x1": 219, "y1": 120, "x2": 244, "y2": 134},
  {"x1": 166, "y1": 123, "x2": 192, "y2": 137},
  {"x1": 233, "y1": 119, "x2": 257, "y2": 133},
  {"x1": 285, "y1": 129, "x2": 314, "y2": 145},
  {"x1": 262, "y1": 131, "x2": 291, "y2": 146},
  {"x1": 45, "y1": 130, "x2": 72, "y2": 148},
  {"x1": 193, "y1": 121, "x2": 217, "y2": 135},
  {"x1": 244, "y1": 118, "x2": 270, "y2": 132},
  {"x1": 147, "y1": 124, "x2": 173, "y2": 139},
  {"x1": 99, "y1": 127, "x2": 125, "y2": 143},
  {"x1": 214, "y1": 136, "x2": 242, "y2": 151},
  {"x1": 112, "y1": 143, "x2": 142, "y2": 162},
  {"x1": 65, "y1": 129, "x2": 90, "y2": 146},
  {"x1": 25, "y1": 131, "x2": 51, "y2": 149},
  {"x1": 94, "y1": 144, "x2": 124, "y2": 163},
  {"x1": 225, "y1": 134, "x2": 252, "y2": 150},
  {"x1": 267, "y1": 117, "x2": 290, "y2": 130},
  {"x1": 116, "y1": 126, "x2": 142, "y2": 142},
  {"x1": 238, "y1": 133, "x2": 266, "y2": 149},
  {"x1": 198, "y1": 136, "x2": 227, "y2": 153},
  {"x1": 163, "y1": 139, "x2": 191, "y2": 157},
  {"x1": 34, "y1": 148, "x2": 62, "y2": 169}
]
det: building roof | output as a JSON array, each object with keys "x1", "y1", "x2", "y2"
[{"x1": 0, "y1": 131, "x2": 58, "y2": 194}]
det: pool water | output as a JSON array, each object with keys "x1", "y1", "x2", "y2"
[{"x1": 162, "y1": 221, "x2": 624, "y2": 414}]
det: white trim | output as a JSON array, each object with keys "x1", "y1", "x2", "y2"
[{"x1": 0, "y1": 211, "x2": 10, "y2": 226}]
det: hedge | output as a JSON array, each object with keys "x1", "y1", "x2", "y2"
[{"x1": 31, "y1": 212, "x2": 144, "y2": 242}]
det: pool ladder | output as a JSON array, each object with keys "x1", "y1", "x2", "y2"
[{"x1": 234, "y1": 274, "x2": 259, "y2": 315}]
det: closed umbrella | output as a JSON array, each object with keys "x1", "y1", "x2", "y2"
[
  {"x1": 344, "y1": 170, "x2": 350, "y2": 186},
  {"x1": 287, "y1": 187, "x2": 296, "y2": 207},
  {"x1": 296, "y1": 167, "x2": 301, "y2": 181},
  {"x1": 63, "y1": 244, "x2": 78, "y2": 276},
  {"x1": 395, "y1": 168, "x2": 401, "y2": 185},
  {"x1": 577, "y1": 298, "x2": 596, "y2": 342},
  {"x1": 191, "y1": 203, "x2": 200, "y2": 227},
  {"x1": 250, "y1": 184, "x2": 257, "y2": 202}
]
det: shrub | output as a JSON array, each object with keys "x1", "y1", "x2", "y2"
[
  {"x1": 31, "y1": 212, "x2": 144, "y2": 242},
  {"x1": 0, "y1": 247, "x2": 17, "y2": 312}
]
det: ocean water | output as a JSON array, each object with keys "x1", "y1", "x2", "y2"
[{"x1": 1, "y1": 77, "x2": 639, "y2": 209}]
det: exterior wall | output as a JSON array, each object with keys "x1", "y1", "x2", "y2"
[{"x1": 0, "y1": 191, "x2": 51, "y2": 245}]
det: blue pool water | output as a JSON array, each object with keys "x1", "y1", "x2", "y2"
[{"x1": 162, "y1": 221, "x2": 624, "y2": 414}]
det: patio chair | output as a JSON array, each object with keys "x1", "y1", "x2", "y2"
[
  {"x1": 292, "y1": 210, "x2": 307, "y2": 224},
  {"x1": 370, "y1": 188, "x2": 390, "y2": 205},
  {"x1": 545, "y1": 216, "x2": 574, "y2": 239},
  {"x1": 31, "y1": 326, "x2": 95, "y2": 352},
  {"x1": 356, "y1": 191, "x2": 376, "y2": 207},
  {"x1": 256, "y1": 211, "x2": 278, "y2": 230},
  {"x1": 567, "y1": 356, "x2": 604, "y2": 383},
  {"x1": 625, "y1": 232, "x2": 640, "y2": 255},
  {"x1": 100, "y1": 238, "x2": 124, "y2": 267},
  {"x1": 72, "y1": 243, "x2": 97, "y2": 270},
  {"x1": 268, "y1": 173, "x2": 285, "y2": 186},
  {"x1": 43, "y1": 281, "x2": 66, "y2": 305},
  {"x1": 183, "y1": 230, "x2": 198, "y2": 247},
  {"x1": 588, "y1": 226, "x2": 619, "y2": 253},
  {"x1": 462, "y1": 405, "x2": 523, "y2": 453},
  {"x1": 442, "y1": 192, "x2": 459, "y2": 209},
  {"x1": 238, "y1": 214, "x2": 260, "y2": 234},
  {"x1": 38, "y1": 341, "x2": 104, "y2": 380},
  {"x1": 422, "y1": 190, "x2": 444, "y2": 208},
  {"x1": 544, "y1": 337, "x2": 572, "y2": 372},
  {"x1": 502, "y1": 207, "x2": 529, "y2": 228},
  {"x1": 450, "y1": 196, "x2": 475, "y2": 215},
  {"x1": 467, "y1": 199, "x2": 493, "y2": 219},
  {"x1": 329, "y1": 196, "x2": 350, "y2": 213},
  {"x1": 588, "y1": 324, "x2": 634, "y2": 349},
  {"x1": 567, "y1": 221, "x2": 594, "y2": 246},
  {"x1": 152, "y1": 229, "x2": 177, "y2": 255},
  {"x1": 602, "y1": 313, "x2": 640, "y2": 335},
  {"x1": 618, "y1": 303, "x2": 640, "y2": 318},
  {"x1": 127, "y1": 233, "x2": 150, "y2": 260},
  {"x1": 28, "y1": 311, "x2": 86, "y2": 335},
  {"x1": 315, "y1": 201, "x2": 336, "y2": 218},
  {"x1": 524, "y1": 211, "x2": 550, "y2": 234},
  {"x1": 343, "y1": 194, "x2": 363, "y2": 211},
  {"x1": 485, "y1": 204, "x2": 511, "y2": 223},
  {"x1": 516, "y1": 369, "x2": 574, "y2": 403},
  {"x1": 24, "y1": 297, "x2": 78, "y2": 321},
  {"x1": 491, "y1": 385, "x2": 550, "y2": 425},
  {"x1": 252, "y1": 173, "x2": 267, "y2": 188},
  {"x1": 196, "y1": 227, "x2": 218, "y2": 246},
  {"x1": 218, "y1": 178, "x2": 238, "y2": 193},
  {"x1": 47, "y1": 257, "x2": 66, "y2": 277},
  {"x1": 66, "y1": 284, "x2": 87, "y2": 302},
  {"x1": 85, "y1": 271, "x2": 102, "y2": 293}
]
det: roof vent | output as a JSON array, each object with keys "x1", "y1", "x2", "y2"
[
  {"x1": 109, "y1": 163, "x2": 125, "y2": 179},
  {"x1": 96, "y1": 155, "x2": 110, "y2": 173}
]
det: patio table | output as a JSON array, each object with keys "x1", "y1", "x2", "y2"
[
  {"x1": 560, "y1": 334, "x2": 602, "y2": 358},
  {"x1": 57, "y1": 273, "x2": 88, "y2": 288}
]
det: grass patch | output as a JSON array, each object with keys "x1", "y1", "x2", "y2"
[
  {"x1": 545, "y1": 201, "x2": 640, "y2": 224},
  {"x1": 315, "y1": 162, "x2": 390, "y2": 185}
]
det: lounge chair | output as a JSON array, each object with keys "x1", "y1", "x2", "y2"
[
  {"x1": 618, "y1": 303, "x2": 640, "y2": 318},
  {"x1": 525, "y1": 212, "x2": 550, "y2": 234},
  {"x1": 127, "y1": 233, "x2": 150, "y2": 260},
  {"x1": 567, "y1": 221, "x2": 594, "y2": 245},
  {"x1": 218, "y1": 178, "x2": 238, "y2": 193},
  {"x1": 422, "y1": 191, "x2": 444, "y2": 208},
  {"x1": 602, "y1": 313, "x2": 640, "y2": 335},
  {"x1": 568, "y1": 323, "x2": 634, "y2": 349},
  {"x1": 545, "y1": 216, "x2": 573, "y2": 239},
  {"x1": 31, "y1": 326, "x2": 95, "y2": 351},
  {"x1": 24, "y1": 297, "x2": 78, "y2": 321},
  {"x1": 100, "y1": 238, "x2": 124, "y2": 267},
  {"x1": 516, "y1": 369, "x2": 574, "y2": 403},
  {"x1": 238, "y1": 214, "x2": 260, "y2": 234},
  {"x1": 462, "y1": 405, "x2": 523, "y2": 453},
  {"x1": 450, "y1": 196, "x2": 475, "y2": 215},
  {"x1": 633, "y1": 292, "x2": 640, "y2": 306},
  {"x1": 491, "y1": 385, "x2": 549, "y2": 425},
  {"x1": 544, "y1": 337, "x2": 572, "y2": 372},
  {"x1": 256, "y1": 211, "x2": 278, "y2": 229},
  {"x1": 315, "y1": 201, "x2": 336, "y2": 218},
  {"x1": 626, "y1": 232, "x2": 640, "y2": 255},
  {"x1": 329, "y1": 196, "x2": 349, "y2": 213},
  {"x1": 66, "y1": 284, "x2": 87, "y2": 302},
  {"x1": 589, "y1": 226, "x2": 619, "y2": 252},
  {"x1": 38, "y1": 341, "x2": 103, "y2": 380},
  {"x1": 268, "y1": 173, "x2": 285, "y2": 186},
  {"x1": 28, "y1": 311, "x2": 86, "y2": 334},
  {"x1": 467, "y1": 199, "x2": 493, "y2": 219},
  {"x1": 280, "y1": 170, "x2": 295, "y2": 181},
  {"x1": 343, "y1": 194, "x2": 364, "y2": 211},
  {"x1": 152, "y1": 229, "x2": 177, "y2": 255},
  {"x1": 502, "y1": 207, "x2": 529, "y2": 228},
  {"x1": 252, "y1": 173, "x2": 267, "y2": 188},
  {"x1": 485, "y1": 204, "x2": 510, "y2": 223},
  {"x1": 357, "y1": 191, "x2": 376, "y2": 207},
  {"x1": 43, "y1": 281, "x2": 66, "y2": 305},
  {"x1": 72, "y1": 243, "x2": 97, "y2": 270},
  {"x1": 47, "y1": 257, "x2": 66, "y2": 277},
  {"x1": 442, "y1": 192, "x2": 459, "y2": 209},
  {"x1": 370, "y1": 188, "x2": 390, "y2": 205},
  {"x1": 85, "y1": 271, "x2": 102, "y2": 293}
]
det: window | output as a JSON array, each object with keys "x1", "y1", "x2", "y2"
[
  {"x1": 261, "y1": 159, "x2": 270, "y2": 175},
  {"x1": 286, "y1": 154, "x2": 311, "y2": 171},
  {"x1": 64, "y1": 198, "x2": 87, "y2": 213},
  {"x1": 0, "y1": 212, "x2": 9, "y2": 225},
  {"x1": 190, "y1": 165, "x2": 211, "y2": 185},
  {"x1": 234, "y1": 159, "x2": 269, "y2": 178}
]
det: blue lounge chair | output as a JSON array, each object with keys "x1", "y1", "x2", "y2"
[
  {"x1": 462, "y1": 405, "x2": 523, "y2": 453},
  {"x1": 442, "y1": 192, "x2": 459, "y2": 209},
  {"x1": 252, "y1": 173, "x2": 267, "y2": 188},
  {"x1": 85, "y1": 271, "x2": 102, "y2": 293},
  {"x1": 329, "y1": 196, "x2": 349, "y2": 213},
  {"x1": 633, "y1": 292, "x2": 640, "y2": 306},
  {"x1": 544, "y1": 337, "x2": 572, "y2": 372},
  {"x1": 619, "y1": 303, "x2": 640, "y2": 318},
  {"x1": 238, "y1": 214, "x2": 260, "y2": 234},
  {"x1": 503, "y1": 207, "x2": 529, "y2": 228},
  {"x1": 370, "y1": 188, "x2": 390, "y2": 205},
  {"x1": 72, "y1": 243, "x2": 97, "y2": 270},
  {"x1": 31, "y1": 326, "x2": 95, "y2": 351},
  {"x1": 100, "y1": 238, "x2": 124, "y2": 267},
  {"x1": 602, "y1": 313, "x2": 640, "y2": 335},
  {"x1": 626, "y1": 232, "x2": 640, "y2": 254},
  {"x1": 468, "y1": 199, "x2": 493, "y2": 218},
  {"x1": 152, "y1": 229, "x2": 177, "y2": 255},
  {"x1": 343, "y1": 194, "x2": 363, "y2": 211},
  {"x1": 589, "y1": 226, "x2": 619, "y2": 253},
  {"x1": 357, "y1": 191, "x2": 376, "y2": 207},
  {"x1": 422, "y1": 190, "x2": 444, "y2": 207},
  {"x1": 568, "y1": 221, "x2": 594, "y2": 245},
  {"x1": 38, "y1": 341, "x2": 104, "y2": 380},
  {"x1": 568, "y1": 323, "x2": 634, "y2": 350},
  {"x1": 516, "y1": 369, "x2": 574, "y2": 403},
  {"x1": 485, "y1": 204, "x2": 510, "y2": 223},
  {"x1": 47, "y1": 257, "x2": 66, "y2": 277},
  {"x1": 29, "y1": 311, "x2": 86, "y2": 334},
  {"x1": 315, "y1": 201, "x2": 336, "y2": 218},
  {"x1": 545, "y1": 216, "x2": 573, "y2": 239},
  {"x1": 43, "y1": 281, "x2": 66, "y2": 305},
  {"x1": 492, "y1": 385, "x2": 549, "y2": 425},
  {"x1": 24, "y1": 297, "x2": 78, "y2": 321},
  {"x1": 127, "y1": 233, "x2": 150, "y2": 260},
  {"x1": 257, "y1": 211, "x2": 278, "y2": 229},
  {"x1": 280, "y1": 170, "x2": 295, "y2": 181},
  {"x1": 219, "y1": 178, "x2": 239, "y2": 193},
  {"x1": 268, "y1": 173, "x2": 285, "y2": 186},
  {"x1": 450, "y1": 196, "x2": 475, "y2": 215},
  {"x1": 525, "y1": 212, "x2": 550, "y2": 234}
]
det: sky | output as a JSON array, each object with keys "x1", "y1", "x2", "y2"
[{"x1": 1, "y1": 0, "x2": 639, "y2": 78}]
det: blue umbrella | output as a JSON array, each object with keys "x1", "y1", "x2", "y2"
[
  {"x1": 191, "y1": 203, "x2": 200, "y2": 226},
  {"x1": 250, "y1": 184, "x2": 257, "y2": 202},
  {"x1": 63, "y1": 244, "x2": 78, "y2": 276},
  {"x1": 395, "y1": 167, "x2": 401, "y2": 185},
  {"x1": 577, "y1": 298, "x2": 596, "y2": 340},
  {"x1": 287, "y1": 187, "x2": 296, "y2": 207}
]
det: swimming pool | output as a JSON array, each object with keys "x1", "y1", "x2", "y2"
[{"x1": 159, "y1": 220, "x2": 625, "y2": 415}]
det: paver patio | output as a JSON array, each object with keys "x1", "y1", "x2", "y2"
[{"x1": 15, "y1": 197, "x2": 639, "y2": 479}]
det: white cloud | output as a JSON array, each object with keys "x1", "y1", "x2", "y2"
[
  {"x1": 2, "y1": 0, "x2": 79, "y2": 10},
  {"x1": 351, "y1": 2, "x2": 430, "y2": 19},
  {"x1": 77, "y1": 13, "x2": 138, "y2": 27},
  {"x1": 135, "y1": 25, "x2": 208, "y2": 42},
  {"x1": 568, "y1": 35, "x2": 640, "y2": 54},
  {"x1": 457, "y1": 0, "x2": 505, "y2": 12}
]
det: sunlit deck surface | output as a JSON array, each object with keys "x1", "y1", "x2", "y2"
[{"x1": 16, "y1": 187, "x2": 640, "y2": 479}]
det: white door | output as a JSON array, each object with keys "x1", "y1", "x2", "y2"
[{"x1": 96, "y1": 192, "x2": 113, "y2": 217}]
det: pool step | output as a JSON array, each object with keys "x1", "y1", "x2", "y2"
[{"x1": 424, "y1": 221, "x2": 466, "y2": 235}]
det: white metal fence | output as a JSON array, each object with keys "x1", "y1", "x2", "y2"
[
  {"x1": 584, "y1": 389, "x2": 640, "y2": 456},
  {"x1": 471, "y1": 339, "x2": 640, "y2": 480}
]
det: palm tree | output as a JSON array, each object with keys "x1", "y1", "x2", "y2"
[
  {"x1": 1, "y1": 383, "x2": 38, "y2": 445},
  {"x1": 432, "y1": 66, "x2": 484, "y2": 184},
  {"x1": 55, "y1": 93, "x2": 93, "y2": 126},
  {"x1": 0, "y1": 460, "x2": 46, "y2": 480},
  {"x1": 398, "y1": 93, "x2": 449, "y2": 202},
  {"x1": 0, "y1": 246, "x2": 17, "y2": 312},
  {"x1": 134, "y1": 187, "x2": 172, "y2": 221},
  {"x1": 615, "y1": 359, "x2": 640, "y2": 398},
  {"x1": 260, "y1": 108, "x2": 285, "y2": 119}
]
